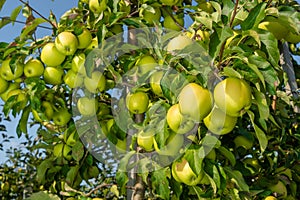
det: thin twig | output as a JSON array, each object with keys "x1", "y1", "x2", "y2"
[
  {"x1": 229, "y1": 0, "x2": 239, "y2": 28},
  {"x1": 84, "y1": 183, "x2": 114, "y2": 197},
  {"x1": 0, "y1": 17, "x2": 53, "y2": 30}
]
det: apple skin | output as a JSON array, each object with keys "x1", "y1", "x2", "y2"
[
  {"x1": 198, "y1": 1, "x2": 214, "y2": 13},
  {"x1": 166, "y1": 104, "x2": 195, "y2": 134},
  {"x1": 7, "y1": 89, "x2": 28, "y2": 109},
  {"x1": 77, "y1": 28, "x2": 93, "y2": 49},
  {"x1": 135, "y1": 55, "x2": 157, "y2": 76},
  {"x1": 126, "y1": 92, "x2": 149, "y2": 114},
  {"x1": 160, "y1": 0, "x2": 179, "y2": 6},
  {"x1": 141, "y1": 6, "x2": 161, "y2": 25},
  {"x1": 178, "y1": 83, "x2": 213, "y2": 122},
  {"x1": 0, "y1": 58, "x2": 24, "y2": 81},
  {"x1": 72, "y1": 53, "x2": 87, "y2": 76},
  {"x1": 77, "y1": 97, "x2": 98, "y2": 116},
  {"x1": 150, "y1": 71, "x2": 164, "y2": 96},
  {"x1": 89, "y1": 0, "x2": 107, "y2": 14},
  {"x1": 0, "y1": 76, "x2": 9, "y2": 94},
  {"x1": 42, "y1": 101, "x2": 54, "y2": 120},
  {"x1": 163, "y1": 15, "x2": 184, "y2": 31},
  {"x1": 264, "y1": 196, "x2": 277, "y2": 200},
  {"x1": 0, "y1": 82, "x2": 20, "y2": 102},
  {"x1": 64, "y1": 69, "x2": 84, "y2": 88},
  {"x1": 53, "y1": 108, "x2": 72, "y2": 126},
  {"x1": 86, "y1": 37, "x2": 98, "y2": 50},
  {"x1": 43, "y1": 67, "x2": 64, "y2": 85},
  {"x1": 137, "y1": 130, "x2": 155, "y2": 152},
  {"x1": 41, "y1": 42, "x2": 66, "y2": 67},
  {"x1": 55, "y1": 32, "x2": 78, "y2": 56},
  {"x1": 153, "y1": 132, "x2": 184, "y2": 156},
  {"x1": 24, "y1": 59, "x2": 44, "y2": 78},
  {"x1": 83, "y1": 71, "x2": 106, "y2": 93},
  {"x1": 166, "y1": 34, "x2": 193, "y2": 52}
]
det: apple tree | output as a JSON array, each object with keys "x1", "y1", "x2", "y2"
[{"x1": 0, "y1": 0, "x2": 300, "y2": 199}]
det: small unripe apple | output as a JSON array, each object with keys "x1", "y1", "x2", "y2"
[
  {"x1": 24, "y1": 59, "x2": 44, "y2": 78},
  {"x1": 89, "y1": 0, "x2": 107, "y2": 14},
  {"x1": 77, "y1": 28, "x2": 93, "y2": 49},
  {"x1": 72, "y1": 53, "x2": 87, "y2": 76},
  {"x1": 0, "y1": 82, "x2": 20, "y2": 102},
  {"x1": 0, "y1": 58, "x2": 24, "y2": 81},
  {"x1": 77, "y1": 97, "x2": 98, "y2": 116},
  {"x1": 160, "y1": 0, "x2": 179, "y2": 6},
  {"x1": 166, "y1": 34, "x2": 193, "y2": 52},
  {"x1": 41, "y1": 42, "x2": 66, "y2": 67},
  {"x1": 137, "y1": 130, "x2": 155, "y2": 151},
  {"x1": 7, "y1": 89, "x2": 28, "y2": 109},
  {"x1": 198, "y1": 1, "x2": 214, "y2": 13},
  {"x1": 126, "y1": 92, "x2": 149, "y2": 114},
  {"x1": 53, "y1": 108, "x2": 72, "y2": 126},
  {"x1": 42, "y1": 101, "x2": 54, "y2": 120},
  {"x1": 55, "y1": 31, "x2": 78, "y2": 55},
  {"x1": 135, "y1": 55, "x2": 157, "y2": 75},
  {"x1": 83, "y1": 71, "x2": 106, "y2": 93},
  {"x1": 64, "y1": 69, "x2": 84, "y2": 88},
  {"x1": 43, "y1": 67, "x2": 64, "y2": 85},
  {"x1": 150, "y1": 71, "x2": 164, "y2": 96}
]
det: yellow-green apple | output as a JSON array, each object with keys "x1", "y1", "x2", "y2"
[
  {"x1": 64, "y1": 69, "x2": 84, "y2": 88},
  {"x1": 24, "y1": 59, "x2": 44, "y2": 77},
  {"x1": 83, "y1": 71, "x2": 106, "y2": 93},
  {"x1": 77, "y1": 97, "x2": 98, "y2": 116},
  {"x1": 42, "y1": 101, "x2": 54, "y2": 120},
  {"x1": 126, "y1": 92, "x2": 149, "y2": 114},
  {"x1": 234, "y1": 135, "x2": 253, "y2": 150},
  {"x1": 77, "y1": 28, "x2": 93, "y2": 49},
  {"x1": 89, "y1": 0, "x2": 107, "y2": 14},
  {"x1": 166, "y1": 104, "x2": 195, "y2": 134},
  {"x1": 7, "y1": 89, "x2": 27, "y2": 109},
  {"x1": 0, "y1": 82, "x2": 20, "y2": 102},
  {"x1": 153, "y1": 132, "x2": 184, "y2": 156},
  {"x1": 116, "y1": 138, "x2": 127, "y2": 153},
  {"x1": 137, "y1": 130, "x2": 155, "y2": 151},
  {"x1": 160, "y1": 0, "x2": 179, "y2": 6},
  {"x1": 178, "y1": 83, "x2": 213, "y2": 121},
  {"x1": 41, "y1": 42, "x2": 66, "y2": 67},
  {"x1": 264, "y1": 196, "x2": 277, "y2": 200},
  {"x1": 55, "y1": 31, "x2": 78, "y2": 55},
  {"x1": 163, "y1": 15, "x2": 184, "y2": 31},
  {"x1": 0, "y1": 76, "x2": 8, "y2": 94},
  {"x1": 66, "y1": 131, "x2": 78, "y2": 147},
  {"x1": 86, "y1": 37, "x2": 98, "y2": 50},
  {"x1": 43, "y1": 67, "x2": 64, "y2": 85},
  {"x1": 72, "y1": 53, "x2": 87, "y2": 76},
  {"x1": 53, "y1": 108, "x2": 72, "y2": 126},
  {"x1": 203, "y1": 106, "x2": 237, "y2": 135},
  {"x1": 141, "y1": 6, "x2": 161, "y2": 25},
  {"x1": 150, "y1": 71, "x2": 164, "y2": 96},
  {"x1": 213, "y1": 77, "x2": 252, "y2": 117},
  {"x1": 0, "y1": 58, "x2": 24, "y2": 81},
  {"x1": 166, "y1": 34, "x2": 193, "y2": 52},
  {"x1": 135, "y1": 55, "x2": 157, "y2": 75}
]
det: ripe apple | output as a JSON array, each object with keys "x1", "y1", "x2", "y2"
[
  {"x1": 160, "y1": 0, "x2": 179, "y2": 6},
  {"x1": 83, "y1": 71, "x2": 106, "y2": 93},
  {"x1": 213, "y1": 77, "x2": 252, "y2": 117},
  {"x1": 0, "y1": 82, "x2": 20, "y2": 102},
  {"x1": 55, "y1": 31, "x2": 78, "y2": 55},
  {"x1": 166, "y1": 34, "x2": 193, "y2": 52},
  {"x1": 126, "y1": 92, "x2": 149, "y2": 114},
  {"x1": 72, "y1": 53, "x2": 87, "y2": 76},
  {"x1": 178, "y1": 83, "x2": 213, "y2": 121},
  {"x1": 163, "y1": 15, "x2": 184, "y2": 31},
  {"x1": 150, "y1": 71, "x2": 164, "y2": 96},
  {"x1": 203, "y1": 106, "x2": 237, "y2": 135},
  {"x1": 53, "y1": 108, "x2": 72, "y2": 126},
  {"x1": 77, "y1": 28, "x2": 92, "y2": 49},
  {"x1": 141, "y1": 6, "x2": 161, "y2": 25},
  {"x1": 0, "y1": 76, "x2": 8, "y2": 94},
  {"x1": 166, "y1": 104, "x2": 195, "y2": 134},
  {"x1": 43, "y1": 67, "x2": 64, "y2": 85},
  {"x1": 234, "y1": 135, "x2": 253, "y2": 150},
  {"x1": 86, "y1": 37, "x2": 98, "y2": 50},
  {"x1": 153, "y1": 132, "x2": 184, "y2": 156},
  {"x1": 135, "y1": 55, "x2": 157, "y2": 75},
  {"x1": 264, "y1": 196, "x2": 277, "y2": 200},
  {"x1": 41, "y1": 42, "x2": 66, "y2": 67},
  {"x1": 64, "y1": 69, "x2": 84, "y2": 88},
  {"x1": 0, "y1": 58, "x2": 24, "y2": 81},
  {"x1": 137, "y1": 130, "x2": 155, "y2": 152},
  {"x1": 42, "y1": 101, "x2": 54, "y2": 120},
  {"x1": 258, "y1": 16, "x2": 289, "y2": 40},
  {"x1": 268, "y1": 181, "x2": 287, "y2": 199},
  {"x1": 171, "y1": 158, "x2": 203, "y2": 185},
  {"x1": 77, "y1": 97, "x2": 98, "y2": 116},
  {"x1": 24, "y1": 59, "x2": 44, "y2": 78},
  {"x1": 89, "y1": 0, "x2": 107, "y2": 14}
]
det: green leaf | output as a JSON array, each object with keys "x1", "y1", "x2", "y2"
[
  {"x1": 191, "y1": 186, "x2": 205, "y2": 199},
  {"x1": 241, "y1": 3, "x2": 266, "y2": 30},
  {"x1": 71, "y1": 141, "x2": 84, "y2": 162},
  {"x1": 20, "y1": 18, "x2": 47, "y2": 40},
  {"x1": 247, "y1": 110, "x2": 268, "y2": 153},
  {"x1": 259, "y1": 30, "x2": 280, "y2": 69},
  {"x1": 201, "y1": 135, "x2": 221, "y2": 149},
  {"x1": 217, "y1": 146, "x2": 236, "y2": 166},
  {"x1": 243, "y1": 56, "x2": 266, "y2": 88},
  {"x1": 151, "y1": 167, "x2": 170, "y2": 200},
  {"x1": 209, "y1": 26, "x2": 233, "y2": 59},
  {"x1": 36, "y1": 158, "x2": 53, "y2": 184},
  {"x1": 185, "y1": 148, "x2": 205, "y2": 175},
  {"x1": 0, "y1": 17, "x2": 11, "y2": 29},
  {"x1": 224, "y1": 167, "x2": 249, "y2": 192},
  {"x1": 10, "y1": 5, "x2": 22, "y2": 24},
  {"x1": 17, "y1": 105, "x2": 30, "y2": 136},
  {"x1": 66, "y1": 165, "x2": 80, "y2": 186},
  {"x1": 0, "y1": 0, "x2": 6, "y2": 12},
  {"x1": 253, "y1": 88, "x2": 269, "y2": 120},
  {"x1": 25, "y1": 191, "x2": 60, "y2": 200}
]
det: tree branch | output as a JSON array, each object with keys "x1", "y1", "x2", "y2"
[{"x1": 0, "y1": 17, "x2": 52, "y2": 30}]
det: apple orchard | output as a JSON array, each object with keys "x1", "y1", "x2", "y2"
[{"x1": 0, "y1": 0, "x2": 300, "y2": 200}]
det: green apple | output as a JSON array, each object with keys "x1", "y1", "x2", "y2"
[
  {"x1": 41, "y1": 42, "x2": 66, "y2": 67},
  {"x1": 0, "y1": 76, "x2": 8, "y2": 94},
  {"x1": 77, "y1": 97, "x2": 98, "y2": 116},
  {"x1": 24, "y1": 59, "x2": 44, "y2": 77},
  {"x1": 42, "y1": 101, "x2": 54, "y2": 120},
  {"x1": 172, "y1": 158, "x2": 203, "y2": 185},
  {"x1": 150, "y1": 71, "x2": 164, "y2": 96},
  {"x1": 7, "y1": 89, "x2": 28, "y2": 109},
  {"x1": 166, "y1": 34, "x2": 193, "y2": 52},
  {"x1": 268, "y1": 181, "x2": 287, "y2": 199},
  {"x1": 72, "y1": 53, "x2": 87, "y2": 76},
  {"x1": 53, "y1": 108, "x2": 72, "y2": 126},
  {"x1": 163, "y1": 15, "x2": 184, "y2": 31},
  {"x1": 160, "y1": 0, "x2": 179, "y2": 6},
  {"x1": 284, "y1": 31, "x2": 300, "y2": 44},
  {"x1": 178, "y1": 83, "x2": 213, "y2": 121},
  {"x1": 198, "y1": 1, "x2": 214, "y2": 13},
  {"x1": 0, "y1": 58, "x2": 24, "y2": 81},
  {"x1": 43, "y1": 67, "x2": 64, "y2": 85},
  {"x1": 214, "y1": 77, "x2": 252, "y2": 117},
  {"x1": 137, "y1": 130, "x2": 155, "y2": 152},
  {"x1": 0, "y1": 82, "x2": 20, "y2": 102},
  {"x1": 83, "y1": 71, "x2": 106, "y2": 93},
  {"x1": 77, "y1": 28, "x2": 93, "y2": 49},
  {"x1": 141, "y1": 6, "x2": 161, "y2": 25},
  {"x1": 64, "y1": 69, "x2": 84, "y2": 88},
  {"x1": 203, "y1": 106, "x2": 237, "y2": 135},
  {"x1": 66, "y1": 131, "x2": 78, "y2": 146},
  {"x1": 86, "y1": 37, "x2": 98, "y2": 50},
  {"x1": 264, "y1": 196, "x2": 277, "y2": 200},
  {"x1": 89, "y1": 0, "x2": 107, "y2": 14},
  {"x1": 126, "y1": 92, "x2": 149, "y2": 114},
  {"x1": 116, "y1": 138, "x2": 127, "y2": 153},
  {"x1": 55, "y1": 31, "x2": 78, "y2": 56},
  {"x1": 205, "y1": 148, "x2": 216, "y2": 160},
  {"x1": 166, "y1": 104, "x2": 195, "y2": 134},
  {"x1": 234, "y1": 135, "x2": 253, "y2": 150},
  {"x1": 135, "y1": 55, "x2": 157, "y2": 75},
  {"x1": 153, "y1": 132, "x2": 184, "y2": 156}
]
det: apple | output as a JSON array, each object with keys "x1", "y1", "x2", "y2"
[
  {"x1": 0, "y1": 82, "x2": 20, "y2": 102},
  {"x1": 86, "y1": 37, "x2": 98, "y2": 50},
  {"x1": 42, "y1": 101, "x2": 54, "y2": 120},
  {"x1": 0, "y1": 58, "x2": 24, "y2": 81},
  {"x1": 171, "y1": 158, "x2": 203, "y2": 185},
  {"x1": 153, "y1": 132, "x2": 184, "y2": 156},
  {"x1": 41, "y1": 42, "x2": 66, "y2": 67},
  {"x1": 137, "y1": 130, "x2": 155, "y2": 151},
  {"x1": 178, "y1": 83, "x2": 213, "y2": 122},
  {"x1": 126, "y1": 92, "x2": 149, "y2": 114},
  {"x1": 264, "y1": 196, "x2": 277, "y2": 200},
  {"x1": 43, "y1": 67, "x2": 64, "y2": 85},
  {"x1": 66, "y1": 131, "x2": 78, "y2": 146},
  {"x1": 7, "y1": 89, "x2": 28, "y2": 109},
  {"x1": 166, "y1": 104, "x2": 195, "y2": 134},
  {"x1": 284, "y1": 31, "x2": 300, "y2": 44},
  {"x1": 135, "y1": 55, "x2": 157, "y2": 75},
  {"x1": 198, "y1": 1, "x2": 214, "y2": 13},
  {"x1": 116, "y1": 138, "x2": 127, "y2": 153},
  {"x1": 203, "y1": 106, "x2": 237, "y2": 135},
  {"x1": 83, "y1": 71, "x2": 106, "y2": 93},
  {"x1": 0, "y1": 76, "x2": 9, "y2": 94},
  {"x1": 213, "y1": 77, "x2": 252, "y2": 117},
  {"x1": 55, "y1": 31, "x2": 78, "y2": 55},
  {"x1": 268, "y1": 181, "x2": 287, "y2": 199},
  {"x1": 150, "y1": 71, "x2": 164, "y2": 96},
  {"x1": 64, "y1": 69, "x2": 84, "y2": 88},
  {"x1": 141, "y1": 6, "x2": 161, "y2": 25},
  {"x1": 160, "y1": 0, "x2": 179, "y2": 6},
  {"x1": 1, "y1": 182, "x2": 10, "y2": 192},
  {"x1": 205, "y1": 148, "x2": 216, "y2": 160},
  {"x1": 53, "y1": 108, "x2": 72, "y2": 126},
  {"x1": 163, "y1": 15, "x2": 184, "y2": 31},
  {"x1": 166, "y1": 34, "x2": 193, "y2": 52},
  {"x1": 258, "y1": 16, "x2": 289, "y2": 40},
  {"x1": 53, "y1": 143, "x2": 72, "y2": 160},
  {"x1": 24, "y1": 59, "x2": 44, "y2": 78},
  {"x1": 77, "y1": 28, "x2": 93, "y2": 49},
  {"x1": 72, "y1": 53, "x2": 87, "y2": 76},
  {"x1": 77, "y1": 97, "x2": 98, "y2": 116},
  {"x1": 89, "y1": 0, "x2": 107, "y2": 14},
  {"x1": 234, "y1": 135, "x2": 253, "y2": 150}
]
